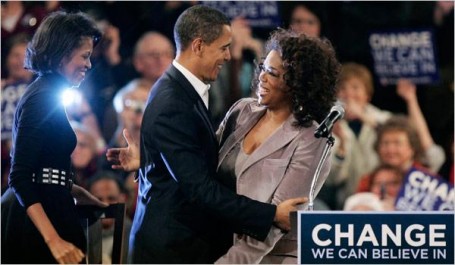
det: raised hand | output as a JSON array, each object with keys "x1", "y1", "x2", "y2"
[
  {"x1": 106, "y1": 128, "x2": 140, "y2": 172},
  {"x1": 396, "y1": 78, "x2": 417, "y2": 103}
]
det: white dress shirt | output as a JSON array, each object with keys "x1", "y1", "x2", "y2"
[{"x1": 172, "y1": 60, "x2": 211, "y2": 109}]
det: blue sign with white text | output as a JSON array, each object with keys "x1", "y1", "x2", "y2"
[
  {"x1": 369, "y1": 29, "x2": 440, "y2": 86},
  {"x1": 395, "y1": 168, "x2": 454, "y2": 211},
  {"x1": 1, "y1": 82, "x2": 28, "y2": 140},
  {"x1": 298, "y1": 212, "x2": 454, "y2": 264},
  {"x1": 201, "y1": 1, "x2": 281, "y2": 28}
]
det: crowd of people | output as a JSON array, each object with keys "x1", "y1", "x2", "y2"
[{"x1": 1, "y1": 1, "x2": 453, "y2": 264}]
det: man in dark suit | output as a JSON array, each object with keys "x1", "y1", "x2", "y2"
[{"x1": 127, "y1": 5, "x2": 306, "y2": 263}]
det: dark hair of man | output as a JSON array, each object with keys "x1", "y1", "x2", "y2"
[
  {"x1": 173, "y1": 5, "x2": 230, "y2": 52},
  {"x1": 24, "y1": 11, "x2": 101, "y2": 75},
  {"x1": 253, "y1": 29, "x2": 340, "y2": 127}
]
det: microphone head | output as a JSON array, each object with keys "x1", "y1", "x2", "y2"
[{"x1": 330, "y1": 104, "x2": 345, "y2": 119}]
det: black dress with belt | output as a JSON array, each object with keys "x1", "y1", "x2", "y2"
[{"x1": 1, "y1": 73, "x2": 86, "y2": 264}]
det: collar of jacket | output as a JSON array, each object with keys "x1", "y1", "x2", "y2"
[{"x1": 218, "y1": 102, "x2": 302, "y2": 175}]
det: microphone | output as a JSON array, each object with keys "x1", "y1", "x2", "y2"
[{"x1": 314, "y1": 105, "x2": 345, "y2": 138}]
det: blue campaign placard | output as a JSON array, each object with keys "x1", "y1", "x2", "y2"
[
  {"x1": 369, "y1": 29, "x2": 440, "y2": 86},
  {"x1": 201, "y1": 1, "x2": 281, "y2": 28},
  {"x1": 395, "y1": 168, "x2": 454, "y2": 211},
  {"x1": 298, "y1": 211, "x2": 454, "y2": 264},
  {"x1": 1, "y1": 82, "x2": 28, "y2": 140}
]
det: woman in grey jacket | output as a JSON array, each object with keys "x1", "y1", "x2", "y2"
[{"x1": 214, "y1": 29, "x2": 340, "y2": 264}]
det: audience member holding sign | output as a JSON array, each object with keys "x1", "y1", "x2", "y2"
[{"x1": 323, "y1": 63, "x2": 392, "y2": 209}]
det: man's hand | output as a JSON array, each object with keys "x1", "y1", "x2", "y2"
[
  {"x1": 274, "y1": 197, "x2": 308, "y2": 231},
  {"x1": 106, "y1": 129, "x2": 140, "y2": 172}
]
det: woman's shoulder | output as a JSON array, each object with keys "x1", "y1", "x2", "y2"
[
  {"x1": 231, "y1": 97, "x2": 260, "y2": 112},
  {"x1": 18, "y1": 75, "x2": 66, "y2": 113}
]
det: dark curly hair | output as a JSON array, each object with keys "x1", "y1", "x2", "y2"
[
  {"x1": 253, "y1": 29, "x2": 340, "y2": 127},
  {"x1": 24, "y1": 11, "x2": 101, "y2": 75}
]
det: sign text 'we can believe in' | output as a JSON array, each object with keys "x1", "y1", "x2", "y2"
[{"x1": 298, "y1": 212, "x2": 454, "y2": 264}]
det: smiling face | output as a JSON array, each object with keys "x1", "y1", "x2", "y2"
[
  {"x1": 378, "y1": 130, "x2": 415, "y2": 169},
  {"x1": 58, "y1": 37, "x2": 94, "y2": 86},
  {"x1": 196, "y1": 25, "x2": 232, "y2": 83},
  {"x1": 256, "y1": 50, "x2": 291, "y2": 109},
  {"x1": 337, "y1": 76, "x2": 370, "y2": 106}
]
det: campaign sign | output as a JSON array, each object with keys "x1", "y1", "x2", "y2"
[
  {"x1": 395, "y1": 168, "x2": 454, "y2": 211},
  {"x1": 369, "y1": 29, "x2": 439, "y2": 85},
  {"x1": 298, "y1": 212, "x2": 454, "y2": 264},
  {"x1": 201, "y1": 1, "x2": 280, "y2": 28},
  {"x1": 1, "y1": 82, "x2": 28, "y2": 140}
]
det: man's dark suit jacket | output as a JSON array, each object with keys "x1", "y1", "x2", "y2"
[{"x1": 129, "y1": 65, "x2": 276, "y2": 263}]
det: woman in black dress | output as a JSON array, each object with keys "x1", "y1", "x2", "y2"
[{"x1": 1, "y1": 11, "x2": 107, "y2": 264}]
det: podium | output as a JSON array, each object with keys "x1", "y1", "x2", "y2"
[
  {"x1": 297, "y1": 211, "x2": 454, "y2": 264},
  {"x1": 77, "y1": 203, "x2": 126, "y2": 264}
]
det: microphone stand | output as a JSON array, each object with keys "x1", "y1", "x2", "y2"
[{"x1": 307, "y1": 134, "x2": 335, "y2": 211}]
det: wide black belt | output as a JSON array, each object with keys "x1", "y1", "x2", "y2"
[{"x1": 32, "y1": 168, "x2": 74, "y2": 190}]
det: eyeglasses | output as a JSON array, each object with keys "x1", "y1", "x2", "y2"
[
  {"x1": 124, "y1": 99, "x2": 146, "y2": 114},
  {"x1": 258, "y1": 63, "x2": 281, "y2": 78}
]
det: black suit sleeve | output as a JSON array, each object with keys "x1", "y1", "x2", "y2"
[{"x1": 148, "y1": 100, "x2": 276, "y2": 241}]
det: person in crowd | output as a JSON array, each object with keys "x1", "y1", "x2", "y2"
[
  {"x1": 354, "y1": 77, "x2": 447, "y2": 195},
  {"x1": 366, "y1": 164, "x2": 404, "y2": 210},
  {"x1": 214, "y1": 28, "x2": 339, "y2": 264},
  {"x1": 324, "y1": 63, "x2": 392, "y2": 210},
  {"x1": 1, "y1": 11, "x2": 107, "y2": 264},
  {"x1": 132, "y1": 31, "x2": 174, "y2": 90},
  {"x1": 70, "y1": 121, "x2": 99, "y2": 189},
  {"x1": 343, "y1": 192, "x2": 385, "y2": 211},
  {"x1": 396, "y1": 78, "x2": 446, "y2": 173},
  {"x1": 1, "y1": 34, "x2": 34, "y2": 193},
  {"x1": 1, "y1": 1, "x2": 47, "y2": 75},
  {"x1": 106, "y1": 5, "x2": 306, "y2": 263},
  {"x1": 78, "y1": 7, "x2": 131, "y2": 138},
  {"x1": 102, "y1": 78, "x2": 150, "y2": 219},
  {"x1": 102, "y1": 31, "x2": 174, "y2": 140},
  {"x1": 288, "y1": 3, "x2": 324, "y2": 37},
  {"x1": 87, "y1": 171, "x2": 132, "y2": 264},
  {"x1": 1, "y1": 33, "x2": 33, "y2": 86},
  {"x1": 65, "y1": 88, "x2": 107, "y2": 155},
  {"x1": 357, "y1": 115, "x2": 442, "y2": 193}
]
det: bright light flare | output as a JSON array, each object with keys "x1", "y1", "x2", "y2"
[{"x1": 61, "y1": 88, "x2": 82, "y2": 107}]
